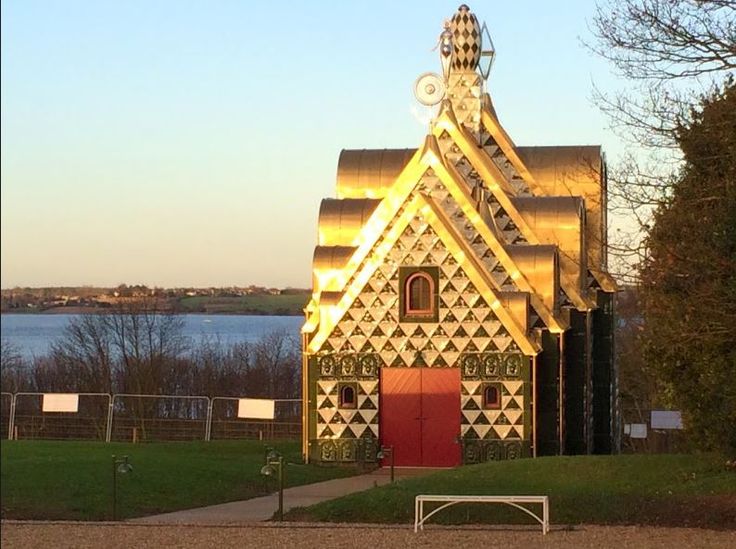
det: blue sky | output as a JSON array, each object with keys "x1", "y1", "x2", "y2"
[{"x1": 1, "y1": 1, "x2": 623, "y2": 288}]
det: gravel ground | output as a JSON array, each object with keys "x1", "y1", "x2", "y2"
[{"x1": 2, "y1": 522, "x2": 735, "y2": 549}]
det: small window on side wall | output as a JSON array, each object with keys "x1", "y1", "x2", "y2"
[
  {"x1": 482, "y1": 383, "x2": 502, "y2": 410},
  {"x1": 339, "y1": 383, "x2": 357, "y2": 409}
]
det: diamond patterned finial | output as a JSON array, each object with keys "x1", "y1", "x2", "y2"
[{"x1": 449, "y1": 5, "x2": 481, "y2": 71}]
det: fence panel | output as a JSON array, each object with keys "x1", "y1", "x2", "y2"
[
  {"x1": 209, "y1": 398, "x2": 301, "y2": 441},
  {"x1": 1, "y1": 392, "x2": 12, "y2": 439},
  {"x1": 110, "y1": 394, "x2": 210, "y2": 442},
  {"x1": 620, "y1": 407, "x2": 687, "y2": 453},
  {"x1": 12, "y1": 393, "x2": 110, "y2": 441}
]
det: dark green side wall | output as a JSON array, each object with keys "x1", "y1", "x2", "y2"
[
  {"x1": 592, "y1": 291, "x2": 615, "y2": 454},
  {"x1": 564, "y1": 310, "x2": 588, "y2": 454},
  {"x1": 536, "y1": 330, "x2": 560, "y2": 456}
]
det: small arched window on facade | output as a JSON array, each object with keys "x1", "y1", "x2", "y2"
[
  {"x1": 405, "y1": 272, "x2": 434, "y2": 316},
  {"x1": 399, "y1": 266, "x2": 439, "y2": 322},
  {"x1": 339, "y1": 383, "x2": 357, "y2": 409},
  {"x1": 482, "y1": 383, "x2": 501, "y2": 410}
]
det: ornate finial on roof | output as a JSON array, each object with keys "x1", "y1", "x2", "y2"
[{"x1": 449, "y1": 4, "x2": 482, "y2": 71}]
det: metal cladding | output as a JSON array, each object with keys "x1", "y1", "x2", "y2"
[
  {"x1": 336, "y1": 149, "x2": 416, "y2": 199},
  {"x1": 505, "y1": 245, "x2": 559, "y2": 313},
  {"x1": 317, "y1": 198, "x2": 380, "y2": 246},
  {"x1": 302, "y1": 5, "x2": 617, "y2": 466},
  {"x1": 517, "y1": 146, "x2": 607, "y2": 272},
  {"x1": 512, "y1": 195, "x2": 587, "y2": 294},
  {"x1": 450, "y1": 4, "x2": 482, "y2": 71}
]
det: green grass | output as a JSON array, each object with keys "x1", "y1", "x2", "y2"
[
  {"x1": 286, "y1": 454, "x2": 736, "y2": 528},
  {"x1": 177, "y1": 294, "x2": 308, "y2": 315},
  {"x1": 0, "y1": 440, "x2": 358, "y2": 521}
]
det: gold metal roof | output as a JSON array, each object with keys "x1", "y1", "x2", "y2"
[
  {"x1": 505, "y1": 245, "x2": 559, "y2": 314},
  {"x1": 516, "y1": 146, "x2": 607, "y2": 274},
  {"x1": 317, "y1": 198, "x2": 381, "y2": 246},
  {"x1": 336, "y1": 149, "x2": 417, "y2": 199},
  {"x1": 312, "y1": 245, "x2": 356, "y2": 293}
]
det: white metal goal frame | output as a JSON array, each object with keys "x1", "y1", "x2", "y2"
[{"x1": 414, "y1": 494, "x2": 549, "y2": 534}]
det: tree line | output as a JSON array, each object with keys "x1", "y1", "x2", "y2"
[{"x1": 0, "y1": 301, "x2": 301, "y2": 399}]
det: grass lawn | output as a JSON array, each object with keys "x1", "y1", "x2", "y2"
[
  {"x1": 0, "y1": 440, "x2": 358, "y2": 521},
  {"x1": 286, "y1": 454, "x2": 736, "y2": 529}
]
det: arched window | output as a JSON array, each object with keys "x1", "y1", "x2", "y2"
[
  {"x1": 339, "y1": 384, "x2": 356, "y2": 409},
  {"x1": 405, "y1": 272, "x2": 434, "y2": 315},
  {"x1": 483, "y1": 384, "x2": 501, "y2": 410}
]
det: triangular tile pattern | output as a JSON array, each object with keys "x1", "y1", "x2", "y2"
[
  {"x1": 461, "y1": 380, "x2": 524, "y2": 440},
  {"x1": 324, "y1": 219, "x2": 519, "y2": 366},
  {"x1": 436, "y1": 132, "x2": 526, "y2": 246},
  {"x1": 486, "y1": 194, "x2": 526, "y2": 245},
  {"x1": 316, "y1": 379, "x2": 379, "y2": 441},
  {"x1": 411, "y1": 154, "x2": 520, "y2": 293},
  {"x1": 447, "y1": 73, "x2": 483, "y2": 135},
  {"x1": 480, "y1": 129, "x2": 532, "y2": 197}
]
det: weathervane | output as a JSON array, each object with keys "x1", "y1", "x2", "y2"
[{"x1": 413, "y1": 20, "x2": 453, "y2": 109}]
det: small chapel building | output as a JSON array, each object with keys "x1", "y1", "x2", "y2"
[{"x1": 301, "y1": 5, "x2": 618, "y2": 467}]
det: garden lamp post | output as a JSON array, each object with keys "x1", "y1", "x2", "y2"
[
  {"x1": 377, "y1": 445, "x2": 395, "y2": 483},
  {"x1": 111, "y1": 455, "x2": 133, "y2": 520},
  {"x1": 260, "y1": 449, "x2": 284, "y2": 521}
]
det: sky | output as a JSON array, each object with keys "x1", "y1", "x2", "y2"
[{"x1": 1, "y1": 0, "x2": 625, "y2": 289}]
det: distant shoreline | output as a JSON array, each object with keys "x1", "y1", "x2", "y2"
[
  {"x1": 1, "y1": 307, "x2": 304, "y2": 316},
  {"x1": 1, "y1": 291, "x2": 310, "y2": 317}
]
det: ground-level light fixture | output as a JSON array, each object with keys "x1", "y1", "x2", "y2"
[
  {"x1": 260, "y1": 449, "x2": 284, "y2": 521},
  {"x1": 111, "y1": 455, "x2": 132, "y2": 520},
  {"x1": 376, "y1": 445, "x2": 395, "y2": 483}
]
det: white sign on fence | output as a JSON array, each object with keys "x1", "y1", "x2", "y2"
[
  {"x1": 42, "y1": 393, "x2": 79, "y2": 413},
  {"x1": 237, "y1": 398, "x2": 275, "y2": 420},
  {"x1": 629, "y1": 423, "x2": 648, "y2": 439},
  {"x1": 651, "y1": 410, "x2": 683, "y2": 430}
]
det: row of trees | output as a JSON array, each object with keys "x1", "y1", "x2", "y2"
[
  {"x1": 591, "y1": 1, "x2": 735, "y2": 454},
  {"x1": 1, "y1": 303, "x2": 301, "y2": 399}
]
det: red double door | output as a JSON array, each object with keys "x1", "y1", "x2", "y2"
[{"x1": 380, "y1": 368, "x2": 461, "y2": 467}]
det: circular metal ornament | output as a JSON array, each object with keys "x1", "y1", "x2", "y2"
[{"x1": 414, "y1": 72, "x2": 446, "y2": 106}]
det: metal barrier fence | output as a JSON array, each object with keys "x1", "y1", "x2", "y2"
[
  {"x1": 12, "y1": 392, "x2": 110, "y2": 441},
  {"x1": 1, "y1": 392, "x2": 302, "y2": 443},
  {"x1": 209, "y1": 398, "x2": 301, "y2": 441},
  {"x1": 1, "y1": 392, "x2": 12, "y2": 439}
]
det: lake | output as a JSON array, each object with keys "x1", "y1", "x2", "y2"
[{"x1": 0, "y1": 314, "x2": 304, "y2": 359}]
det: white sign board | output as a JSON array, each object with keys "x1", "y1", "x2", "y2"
[
  {"x1": 629, "y1": 423, "x2": 648, "y2": 439},
  {"x1": 651, "y1": 410, "x2": 683, "y2": 430},
  {"x1": 42, "y1": 393, "x2": 79, "y2": 413},
  {"x1": 623, "y1": 424, "x2": 631, "y2": 435},
  {"x1": 237, "y1": 398, "x2": 275, "y2": 420}
]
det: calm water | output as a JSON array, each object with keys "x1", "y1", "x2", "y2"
[{"x1": 0, "y1": 314, "x2": 303, "y2": 358}]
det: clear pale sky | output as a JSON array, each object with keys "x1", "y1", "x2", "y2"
[{"x1": 1, "y1": 1, "x2": 623, "y2": 289}]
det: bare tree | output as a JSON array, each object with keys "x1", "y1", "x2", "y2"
[
  {"x1": 587, "y1": 0, "x2": 736, "y2": 281},
  {"x1": 1, "y1": 340, "x2": 28, "y2": 392}
]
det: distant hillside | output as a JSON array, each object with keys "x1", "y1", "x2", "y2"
[
  {"x1": 175, "y1": 294, "x2": 309, "y2": 315},
  {"x1": 1, "y1": 286, "x2": 311, "y2": 316}
]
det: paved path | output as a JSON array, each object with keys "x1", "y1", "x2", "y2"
[
  {"x1": 131, "y1": 467, "x2": 437, "y2": 524},
  {"x1": 4, "y1": 522, "x2": 735, "y2": 549}
]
